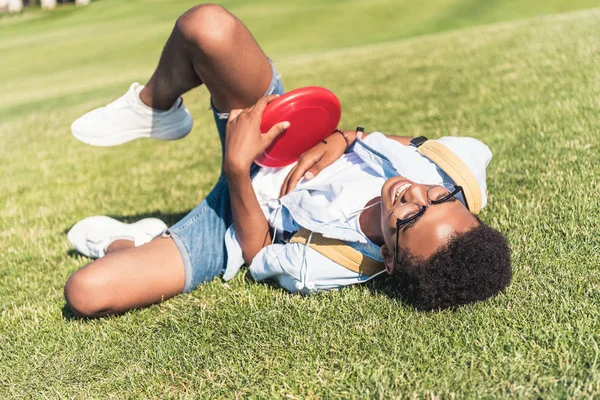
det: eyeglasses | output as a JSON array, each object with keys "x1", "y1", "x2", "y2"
[{"x1": 393, "y1": 183, "x2": 467, "y2": 263}]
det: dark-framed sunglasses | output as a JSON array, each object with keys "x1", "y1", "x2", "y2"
[{"x1": 392, "y1": 183, "x2": 468, "y2": 263}]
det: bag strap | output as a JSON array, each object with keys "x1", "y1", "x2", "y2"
[
  {"x1": 410, "y1": 136, "x2": 483, "y2": 214},
  {"x1": 288, "y1": 136, "x2": 481, "y2": 275},
  {"x1": 289, "y1": 228, "x2": 385, "y2": 276}
]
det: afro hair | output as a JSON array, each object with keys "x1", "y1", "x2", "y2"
[{"x1": 392, "y1": 221, "x2": 512, "y2": 311}]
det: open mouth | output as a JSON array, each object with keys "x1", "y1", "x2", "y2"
[{"x1": 390, "y1": 180, "x2": 412, "y2": 206}]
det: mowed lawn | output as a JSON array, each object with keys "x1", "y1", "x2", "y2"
[{"x1": 1, "y1": 0, "x2": 600, "y2": 398}]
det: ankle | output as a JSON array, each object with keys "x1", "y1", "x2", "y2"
[
  {"x1": 139, "y1": 86, "x2": 175, "y2": 111},
  {"x1": 106, "y1": 239, "x2": 135, "y2": 254}
]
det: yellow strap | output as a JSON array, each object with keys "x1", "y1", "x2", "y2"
[
  {"x1": 289, "y1": 228, "x2": 385, "y2": 276},
  {"x1": 288, "y1": 139, "x2": 481, "y2": 275},
  {"x1": 417, "y1": 140, "x2": 482, "y2": 214}
]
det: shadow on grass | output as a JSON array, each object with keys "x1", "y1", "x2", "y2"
[
  {"x1": 61, "y1": 303, "x2": 139, "y2": 322},
  {"x1": 241, "y1": 269, "x2": 294, "y2": 294},
  {"x1": 61, "y1": 304, "x2": 79, "y2": 321},
  {"x1": 364, "y1": 277, "x2": 409, "y2": 303},
  {"x1": 61, "y1": 211, "x2": 416, "y2": 316},
  {"x1": 242, "y1": 263, "x2": 412, "y2": 306}
]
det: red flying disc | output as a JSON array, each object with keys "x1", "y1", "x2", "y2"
[{"x1": 255, "y1": 86, "x2": 342, "y2": 167}]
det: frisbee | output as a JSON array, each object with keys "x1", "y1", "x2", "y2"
[{"x1": 255, "y1": 86, "x2": 342, "y2": 167}]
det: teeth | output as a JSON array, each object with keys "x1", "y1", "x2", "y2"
[{"x1": 393, "y1": 183, "x2": 411, "y2": 203}]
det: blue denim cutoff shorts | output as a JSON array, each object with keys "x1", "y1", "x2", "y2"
[{"x1": 165, "y1": 62, "x2": 284, "y2": 293}]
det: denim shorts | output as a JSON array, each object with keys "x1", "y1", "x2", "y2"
[{"x1": 166, "y1": 61, "x2": 284, "y2": 293}]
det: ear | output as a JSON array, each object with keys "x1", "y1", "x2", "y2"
[{"x1": 380, "y1": 245, "x2": 395, "y2": 275}]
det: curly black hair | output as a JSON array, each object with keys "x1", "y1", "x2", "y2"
[{"x1": 392, "y1": 221, "x2": 511, "y2": 311}]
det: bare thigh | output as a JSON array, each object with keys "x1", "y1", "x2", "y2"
[
  {"x1": 145, "y1": 4, "x2": 274, "y2": 112},
  {"x1": 64, "y1": 237, "x2": 184, "y2": 318}
]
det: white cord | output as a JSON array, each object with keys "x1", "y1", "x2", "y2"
[
  {"x1": 259, "y1": 196, "x2": 383, "y2": 289},
  {"x1": 290, "y1": 199, "x2": 382, "y2": 289}
]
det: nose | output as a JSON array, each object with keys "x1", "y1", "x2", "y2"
[{"x1": 403, "y1": 184, "x2": 429, "y2": 206}]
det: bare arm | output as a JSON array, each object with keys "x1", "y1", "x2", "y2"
[
  {"x1": 279, "y1": 129, "x2": 415, "y2": 196},
  {"x1": 223, "y1": 95, "x2": 289, "y2": 264},
  {"x1": 225, "y1": 170, "x2": 272, "y2": 264}
]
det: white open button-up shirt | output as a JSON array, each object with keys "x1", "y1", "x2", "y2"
[{"x1": 224, "y1": 133, "x2": 492, "y2": 294}]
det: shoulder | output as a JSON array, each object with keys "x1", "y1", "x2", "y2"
[
  {"x1": 437, "y1": 136, "x2": 493, "y2": 168},
  {"x1": 436, "y1": 136, "x2": 492, "y2": 209}
]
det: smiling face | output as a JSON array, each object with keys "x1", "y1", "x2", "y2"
[{"x1": 379, "y1": 176, "x2": 480, "y2": 273}]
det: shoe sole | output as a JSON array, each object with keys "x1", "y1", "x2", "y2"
[{"x1": 72, "y1": 112, "x2": 194, "y2": 147}]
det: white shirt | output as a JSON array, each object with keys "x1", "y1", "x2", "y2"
[{"x1": 223, "y1": 133, "x2": 492, "y2": 294}]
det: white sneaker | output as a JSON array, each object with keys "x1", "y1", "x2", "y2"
[
  {"x1": 71, "y1": 83, "x2": 193, "y2": 146},
  {"x1": 67, "y1": 216, "x2": 168, "y2": 258}
]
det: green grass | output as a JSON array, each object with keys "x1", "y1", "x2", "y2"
[{"x1": 2, "y1": 0, "x2": 600, "y2": 398}]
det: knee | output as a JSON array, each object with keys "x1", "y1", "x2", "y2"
[
  {"x1": 176, "y1": 4, "x2": 239, "y2": 51},
  {"x1": 64, "y1": 269, "x2": 113, "y2": 318}
]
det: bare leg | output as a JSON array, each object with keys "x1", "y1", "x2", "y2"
[
  {"x1": 64, "y1": 237, "x2": 184, "y2": 318},
  {"x1": 64, "y1": 5, "x2": 275, "y2": 317},
  {"x1": 140, "y1": 4, "x2": 273, "y2": 112}
]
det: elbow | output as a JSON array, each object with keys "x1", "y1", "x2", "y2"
[
  {"x1": 242, "y1": 251, "x2": 257, "y2": 266},
  {"x1": 241, "y1": 244, "x2": 266, "y2": 266},
  {"x1": 239, "y1": 232, "x2": 271, "y2": 265}
]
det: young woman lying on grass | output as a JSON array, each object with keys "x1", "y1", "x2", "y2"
[{"x1": 65, "y1": 4, "x2": 511, "y2": 317}]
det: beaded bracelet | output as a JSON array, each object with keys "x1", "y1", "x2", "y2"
[{"x1": 333, "y1": 129, "x2": 350, "y2": 147}]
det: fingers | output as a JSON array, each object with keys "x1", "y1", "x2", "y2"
[
  {"x1": 253, "y1": 94, "x2": 280, "y2": 115},
  {"x1": 228, "y1": 108, "x2": 243, "y2": 122},
  {"x1": 280, "y1": 164, "x2": 297, "y2": 198},
  {"x1": 282, "y1": 165, "x2": 303, "y2": 196},
  {"x1": 282, "y1": 154, "x2": 321, "y2": 196},
  {"x1": 284, "y1": 167, "x2": 306, "y2": 195},
  {"x1": 305, "y1": 160, "x2": 326, "y2": 181},
  {"x1": 302, "y1": 147, "x2": 341, "y2": 182},
  {"x1": 281, "y1": 155, "x2": 311, "y2": 197},
  {"x1": 231, "y1": 94, "x2": 280, "y2": 121},
  {"x1": 265, "y1": 121, "x2": 290, "y2": 141},
  {"x1": 304, "y1": 171, "x2": 315, "y2": 180}
]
